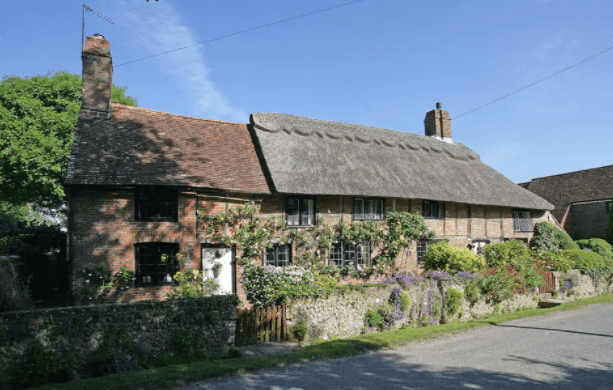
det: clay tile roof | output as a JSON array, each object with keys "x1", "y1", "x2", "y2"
[
  {"x1": 519, "y1": 164, "x2": 613, "y2": 221},
  {"x1": 251, "y1": 112, "x2": 553, "y2": 210},
  {"x1": 65, "y1": 104, "x2": 271, "y2": 194}
]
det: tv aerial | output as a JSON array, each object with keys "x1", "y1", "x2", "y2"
[{"x1": 82, "y1": 4, "x2": 114, "y2": 47}]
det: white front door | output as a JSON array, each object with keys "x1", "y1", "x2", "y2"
[{"x1": 202, "y1": 247, "x2": 233, "y2": 295}]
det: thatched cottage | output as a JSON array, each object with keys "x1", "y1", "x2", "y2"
[{"x1": 65, "y1": 35, "x2": 554, "y2": 305}]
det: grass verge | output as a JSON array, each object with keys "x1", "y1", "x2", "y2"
[{"x1": 37, "y1": 292, "x2": 613, "y2": 390}]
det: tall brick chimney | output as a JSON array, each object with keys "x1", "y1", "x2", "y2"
[
  {"x1": 424, "y1": 102, "x2": 452, "y2": 141},
  {"x1": 81, "y1": 34, "x2": 112, "y2": 118}
]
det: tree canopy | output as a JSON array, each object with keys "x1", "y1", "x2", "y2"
[{"x1": 0, "y1": 72, "x2": 137, "y2": 210}]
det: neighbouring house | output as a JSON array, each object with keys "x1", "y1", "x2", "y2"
[
  {"x1": 520, "y1": 165, "x2": 613, "y2": 239},
  {"x1": 65, "y1": 35, "x2": 554, "y2": 306}
]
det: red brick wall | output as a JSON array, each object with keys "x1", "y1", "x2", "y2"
[{"x1": 69, "y1": 189, "x2": 542, "y2": 306}]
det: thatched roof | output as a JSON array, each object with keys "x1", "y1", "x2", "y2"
[
  {"x1": 519, "y1": 164, "x2": 613, "y2": 221},
  {"x1": 251, "y1": 113, "x2": 553, "y2": 210},
  {"x1": 65, "y1": 104, "x2": 271, "y2": 194}
]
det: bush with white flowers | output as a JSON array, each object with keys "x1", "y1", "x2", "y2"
[{"x1": 242, "y1": 265, "x2": 314, "y2": 307}]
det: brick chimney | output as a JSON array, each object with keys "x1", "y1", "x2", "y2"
[
  {"x1": 424, "y1": 102, "x2": 452, "y2": 141},
  {"x1": 81, "y1": 34, "x2": 112, "y2": 118}
]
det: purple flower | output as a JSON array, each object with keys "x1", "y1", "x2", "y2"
[
  {"x1": 383, "y1": 274, "x2": 423, "y2": 286},
  {"x1": 424, "y1": 271, "x2": 450, "y2": 280},
  {"x1": 456, "y1": 271, "x2": 477, "y2": 279}
]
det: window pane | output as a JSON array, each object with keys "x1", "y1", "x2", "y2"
[
  {"x1": 364, "y1": 199, "x2": 373, "y2": 220},
  {"x1": 356, "y1": 242, "x2": 370, "y2": 266},
  {"x1": 423, "y1": 201, "x2": 430, "y2": 218},
  {"x1": 329, "y1": 243, "x2": 343, "y2": 267},
  {"x1": 344, "y1": 243, "x2": 356, "y2": 264},
  {"x1": 439, "y1": 202, "x2": 445, "y2": 219},
  {"x1": 286, "y1": 198, "x2": 299, "y2": 226},
  {"x1": 375, "y1": 200, "x2": 384, "y2": 220},
  {"x1": 300, "y1": 199, "x2": 314, "y2": 226},
  {"x1": 354, "y1": 198, "x2": 364, "y2": 219}
]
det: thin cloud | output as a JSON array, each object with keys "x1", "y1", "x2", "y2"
[{"x1": 109, "y1": 0, "x2": 245, "y2": 122}]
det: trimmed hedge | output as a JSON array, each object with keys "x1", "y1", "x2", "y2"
[
  {"x1": 575, "y1": 238, "x2": 613, "y2": 262},
  {"x1": 561, "y1": 249, "x2": 608, "y2": 270},
  {"x1": 531, "y1": 221, "x2": 579, "y2": 252},
  {"x1": 423, "y1": 241, "x2": 486, "y2": 273},
  {"x1": 482, "y1": 240, "x2": 531, "y2": 268}
]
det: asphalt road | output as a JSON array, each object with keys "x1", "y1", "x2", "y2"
[{"x1": 180, "y1": 303, "x2": 613, "y2": 389}]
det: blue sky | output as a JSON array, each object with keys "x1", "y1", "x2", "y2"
[{"x1": 1, "y1": 0, "x2": 612, "y2": 184}]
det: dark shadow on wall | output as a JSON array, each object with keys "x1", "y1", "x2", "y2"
[{"x1": 68, "y1": 116, "x2": 205, "y2": 306}]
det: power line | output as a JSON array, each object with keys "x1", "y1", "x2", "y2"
[
  {"x1": 453, "y1": 43, "x2": 613, "y2": 120},
  {"x1": 115, "y1": 0, "x2": 365, "y2": 68}
]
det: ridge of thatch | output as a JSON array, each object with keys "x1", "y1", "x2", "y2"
[{"x1": 250, "y1": 112, "x2": 553, "y2": 210}]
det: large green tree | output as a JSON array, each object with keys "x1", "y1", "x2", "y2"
[{"x1": 0, "y1": 72, "x2": 137, "y2": 210}]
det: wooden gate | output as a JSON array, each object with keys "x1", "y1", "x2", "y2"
[
  {"x1": 235, "y1": 305, "x2": 288, "y2": 345},
  {"x1": 539, "y1": 272, "x2": 556, "y2": 294}
]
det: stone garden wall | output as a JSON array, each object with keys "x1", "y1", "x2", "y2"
[
  {"x1": 0, "y1": 295, "x2": 238, "y2": 388},
  {"x1": 287, "y1": 273, "x2": 611, "y2": 343}
]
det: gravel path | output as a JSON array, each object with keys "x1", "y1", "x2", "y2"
[{"x1": 176, "y1": 303, "x2": 613, "y2": 389}]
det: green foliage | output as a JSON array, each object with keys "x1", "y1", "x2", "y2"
[
  {"x1": 531, "y1": 221, "x2": 579, "y2": 252},
  {"x1": 374, "y1": 211, "x2": 434, "y2": 271},
  {"x1": 561, "y1": 249, "x2": 608, "y2": 270},
  {"x1": 532, "y1": 250, "x2": 574, "y2": 272},
  {"x1": 241, "y1": 264, "x2": 314, "y2": 307},
  {"x1": 581, "y1": 267, "x2": 613, "y2": 284},
  {"x1": 365, "y1": 307, "x2": 383, "y2": 328},
  {"x1": 0, "y1": 260, "x2": 33, "y2": 312},
  {"x1": 463, "y1": 283, "x2": 480, "y2": 305},
  {"x1": 575, "y1": 238, "x2": 613, "y2": 262},
  {"x1": 291, "y1": 319, "x2": 308, "y2": 342},
  {"x1": 444, "y1": 288, "x2": 463, "y2": 316},
  {"x1": 400, "y1": 290, "x2": 411, "y2": 313},
  {"x1": 482, "y1": 240, "x2": 531, "y2": 268},
  {"x1": 168, "y1": 270, "x2": 218, "y2": 300},
  {"x1": 607, "y1": 197, "x2": 613, "y2": 246},
  {"x1": 0, "y1": 72, "x2": 137, "y2": 208},
  {"x1": 314, "y1": 273, "x2": 338, "y2": 289},
  {"x1": 477, "y1": 260, "x2": 547, "y2": 303},
  {"x1": 423, "y1": 241, "x2": 486, "y2": 273}
]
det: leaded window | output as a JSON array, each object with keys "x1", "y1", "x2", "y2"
[
  {"x1": 353, "y1": 198, "x2": 384, "y2": 220},
  {"x1": 264, "y1": 244, "x2": 292, "y2": 267},
  {"x1": 329, "y1": 241, "x2": 371, "y2": 267},
  {"x1": 135, "y1": 188, "x2": 178, "y2": 222},
  {"x1": 134, "y1": 243, "x2": 179, "y2": 286},
  {"x1": 417, "y1": 241, "x2": 429, "y2": 266},
  {"x1": 512, "y1": 210, "x2": 532, "y2": 232},
  {"x1": 286, "y1": 197, "x2": 315, "y2": 227},
  {"x1": 422, "y1": 200, "x2": 445, "y2": 219}
]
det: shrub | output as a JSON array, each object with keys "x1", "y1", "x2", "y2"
[
  {"x1": 291, "y1": 319, "x2": 308, "y2": 342},
  {"x1": 314, "y1": 273, "x2": 338, "y2": 289},
  {"x1": 575, "y1": 238, "x2": 613, "y2": 262},
  {"x1": 444, "y1": 288, "x2": 463, "y2": 316},
  {"x1": 423, "y1": 242, "x2": 486, "y2": 273},
  {"x1": 400, "y1": 290, "x2": 411, "y2": 313},
  {"x1": 532, "y1": 250, "x2": 574, "y2": 272},
  {"x1": 482, "y1": 240, "x2": 531, "y2": 268},
  {"x1": 167, "y1": 270, "x2": 218, "y2": 300},
  {"x1": 561, "y1": 249, "x2": 608, "y2": 270},
  {"x1": 463, "y1": 283, "x2": 480, "y2": 305},
  {"x1": 531, "y1": 221, "x2": 579, "y2": 251},
  {"x1": 477, "y1": 261, "x2": 546, "y2": 303},
  {"x1": 365, "y1": 307, "x2": 383, "y2": 328},
  {"x1": 242, "y1": 265, "x2": 314, "y2": 307}
]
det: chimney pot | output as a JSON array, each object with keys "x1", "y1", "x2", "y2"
[{"x1": 436, "y1": 102, "x2": 442, "y2": 109}]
